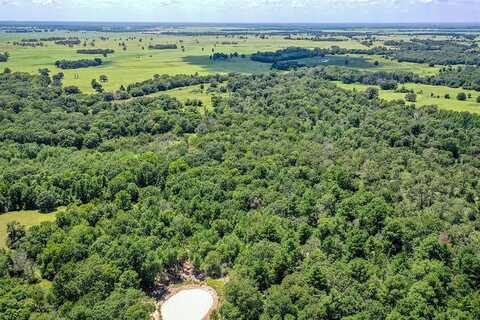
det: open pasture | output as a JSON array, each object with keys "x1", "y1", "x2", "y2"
[{"x1": 0, "y1": 31, "x2": 370, "y2": 92}]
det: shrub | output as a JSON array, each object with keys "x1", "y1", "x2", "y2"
[
  {"x1": 405, "y1": 92, "x2": 417, "y2": 102},
  {"x1": 64, "y1": 85, "x2": 80, "y2": 94},
  {"x1": 457, "y1": 92, "x2": 467, "y2": 101},
  {"x1": 365, "y1": 87, "x2": 379, "y2": 99}
]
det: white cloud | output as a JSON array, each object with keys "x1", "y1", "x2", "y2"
[{"x1": 32, "y1": 0, "x2": 61, "y2": 5}]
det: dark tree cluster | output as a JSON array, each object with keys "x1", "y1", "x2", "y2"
[
  {"x1": 19, "y1": 38, "x2": 41, "y2": 43},
  {"x1": 76, "y1": 48, "x2": 115, "y2": 55},
  {"x1": 285, "y1": 36, "x2": 348, "y2": 42},
  {"x1": 0, "y1": 52, "x2": 8, "y2": 62},
  {"x1": 55, "y1": 38, "x2": 81, "y2": 46},
  {"x1": 39, "y1": 36, "x2": 69, "y2": 41},
  {"x1": 251, "y1": 47, "x2": 325, "y2": 63},
  {"x1": 13, "y1": 40, "x2": 44, "y2": 47},
  {"x1": 54, "y1": 58, "x2": 103, "y2": 69},
  {"x1": 123, "y1": 73, "x2": 227, "y2": 98},
  {"x1": 148, "y1": 44, "x2": 178, "y2": 50},
  {"x1": 210, "y1": 52, "x2": 241, "y2": 61}
]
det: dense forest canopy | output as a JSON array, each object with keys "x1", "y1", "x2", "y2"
[
  {"x1": 1, "y1": 64, "x2": 480, "y2": 319},
  {"x1": 251, "y1": 47, "x2": 325, "y2": 63}
]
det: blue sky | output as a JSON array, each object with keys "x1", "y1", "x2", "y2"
[{"x1": 0, "y1": 0, "x2": 479, "y2": 23}]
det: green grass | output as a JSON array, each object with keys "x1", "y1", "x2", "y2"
[
  {"x1": 161, "y1": 84, "x2": 215, "y2": 108},
  {"x1": 206, "y1": 278, "x2": 226, "y2": 299},
  {"x1": 1, "y1": 30, "x2": 474, "y2": 114},
  {"x1": 0, "y1": 31, "x2": 370, "y2": 92},
  {"x1": 133, "y1": 83, "x2": 227, "y2": 114},
  {"x1": 334, "y1": 81, "x2": 480, "y2": 114},
  {"x1": 182, "y1": 56, "x2": 271, "y2": 74},
  {"x1": 0, "y1": 210, "x2": 57, "y2": 249}
]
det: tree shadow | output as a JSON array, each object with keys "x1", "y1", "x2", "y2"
[{"x1": 182, "y1": 55, "x2": 272, "y2": 74}]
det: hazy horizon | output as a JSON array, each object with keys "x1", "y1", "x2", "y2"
[{"x1": 0, "y1": 0, "x2": 479, "y2": 24}]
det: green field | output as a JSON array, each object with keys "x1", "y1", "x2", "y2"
[
  {"x1": 0, "y1": 210, "x2": 57, "y2": 249},
  {"x1": 334, "y1": 81, "x2": 480, "y2": 114},
  {"x1": 0, "y1": 30, "x2": 475, "y2": 114},
  {"x1": 160, "y1": 84, "x2": 218, "y2": 108},
  {"x1": 0, "y1": 32, "x2": 371, "y2": 92}
]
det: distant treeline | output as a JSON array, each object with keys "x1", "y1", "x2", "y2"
[
  {"x1": 4, "y1": 29, "x2": 45, "y2": 33},
  {"x1": 251, "y1": 47, "x2": 389, "y2": 64},
  {"x1": 285, "y1": 36, "x2": 347, "y2": 42},
  {"x1": 210, "y1": 52, "x2": 245, "y2": 61},
  {"x1": 148, "y1": 44, "x2": 178, "y2": 50},
  {"x1": 21, "y1": 37, "x2": 72, "y2": 42},
  {"x1": 314, "y1": 65, "x2": 480, "y2": 92},
  {"x1": 253, "y1": 41, "x2": 480, "y2": 67},
  {"x1": 13, "y1": 40, "x2": 44, "y2": 47},
  {"x1": 19, "y1": 38, "x2": 40, "y2": 43},
  {"x1": 77, "y1": 49, "x2": 115, "y2": 55},
  {"x1": 55, "y1": 58, "x2": 103, "y2": 69},
  {"x1": 386, "y1": 39, "x2": 480, "y2": 66},
  {"x1": 55, "y1": 38, "x2": 81, "y2": 46},
  {"x1": 251, "y1": 47, "x2": 327, "y2": 63},
  {"x1": 251, "y1": 47, "x2": 480, "y2": 91},
  {"x1": 40, "y1": 37, "x2": 69, "y2": 41}
]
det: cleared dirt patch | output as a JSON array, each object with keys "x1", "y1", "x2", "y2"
[{"x1": 157, "y1": 285, "x2": 218, "y2": 320}]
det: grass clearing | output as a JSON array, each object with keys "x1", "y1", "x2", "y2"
[
  {"x1": 334, "y1": 81, "x2": 480, "y2": 114},
  {"x1": 163, "y1": 84, "x2": 229, "y2": 111},
  {"x1": 0, "y1": 210, "x2": 57, "y2": 249},
  {"x1": 360, "y1": 55, "x2": 440, "y2": 76},
  {"x1": 1, "y1": 30, "x2": 475, "y2": 114},
  {"x1": 163, "y1": 85, "x2": 213, "y2": 107},
  {"x1": 0, "y1": 32, "x2": 371, "y2": 92}
]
